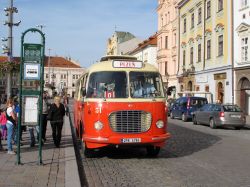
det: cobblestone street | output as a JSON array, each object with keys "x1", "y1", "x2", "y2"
[{"x1": 80, "y1": 118, "x2": 250, "y2": 187}]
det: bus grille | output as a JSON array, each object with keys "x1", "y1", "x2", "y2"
[{"x1": 109, "y1": 110, "x2": 152, "y2": 133}]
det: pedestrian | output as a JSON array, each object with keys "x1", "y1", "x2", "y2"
[
  {"x1": 28, "y1": 126, "x2": 36, "y2": 147},
  {"x1": 42, "y1": 92, "x2": 50, "y2": 142},
  {"x1": 48, "y1": 96, "x2": 65, "y2": 148},
  {"x1": 6, "y1": 98, "x2": 17, "y2": 154},
  {"x1": 13, "y1": 97, "x2": 23, "y2": 145},
  {"x1": 0, "y1": 108, "x2": 7, "y2": 141}
]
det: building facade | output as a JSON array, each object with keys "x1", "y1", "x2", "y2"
[
  {"x1": 128, "y1": 34, "x2": 158, "y2": 67},
  {"x1": 178, "y1": 0, "x2": 233, "y2": 103},
  {"x1": 234, "y1": 0, "x2": 250, "y2": 114},
  {"x1": 106, "y1": 31, "x2": 142, "y2": 55},
  {"x1": 0, "y1": 56, "x2": 86, "y2": 98},
  {"x1": 157, "y1": 0, "x2": 179, "y2": 97},
  {"x1": 43, "y1": 57, "x2": 86, "y2": 97}
]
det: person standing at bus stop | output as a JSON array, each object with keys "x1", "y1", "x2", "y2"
[
  {"x1": 48, "y1": 96, "x2": 65, "y2": 148},
  {"x1": 41, "y1": 92, "x2": 50, "y2": 142},
  {"x1": 6, "y1": 98, "x2": 17, "y2": 154}
]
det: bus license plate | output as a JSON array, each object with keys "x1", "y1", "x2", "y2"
[{"x1": 121, "y1": 138, "x2": 141, "y2": 143}]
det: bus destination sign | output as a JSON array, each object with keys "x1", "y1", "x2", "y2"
[{"x1": 113, "y1": 60, "x2": 142, "y2": 69}]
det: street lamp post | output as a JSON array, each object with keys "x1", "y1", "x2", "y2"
[{"x1": 2, "y1": 0, "x2": 21, "y2": 98}]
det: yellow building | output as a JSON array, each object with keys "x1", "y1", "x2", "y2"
[{"x1": 177, "y1": 0, "x2": 233, "y2": 103}]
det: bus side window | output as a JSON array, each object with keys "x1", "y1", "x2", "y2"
[{"x1": 80, "y1": 74, "x2": 88, "y2": 100}]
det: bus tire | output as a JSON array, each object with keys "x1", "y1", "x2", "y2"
[
  {"x1": 146, "y1": 145, "x2": 160, "y2": 157},
  {"x1": 84, "y1": 144, "x2": 95, "y2": 158},
  {"x1": 79, "y1": 122, "x2": 83, "y2": 139}
]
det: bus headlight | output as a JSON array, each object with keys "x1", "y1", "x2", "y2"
[
  {"x1": 94, "y1": 121, "x2": 103, "y2": 130},
  {"x1": 156, "y1": 120, "x2": 164, "y2": 128}
]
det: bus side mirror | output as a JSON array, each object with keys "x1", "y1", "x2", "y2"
[{"x1": 81, "y1": 87, "x2": 86, "y2": 97}]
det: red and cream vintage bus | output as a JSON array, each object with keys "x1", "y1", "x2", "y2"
[{"x1": 74, "y1": 56, "x2": 170, "y2": 157}]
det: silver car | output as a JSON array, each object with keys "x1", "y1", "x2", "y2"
[{"x1": 192, "y1": 104, "x2": 246, "y2": 129}]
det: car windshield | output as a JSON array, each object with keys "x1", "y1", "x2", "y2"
[
  {"x1": 223, "y1": 105, "x2": 242, "y2": 112},
  {"x1": 129, "y1": 72, "x2": 164, "y2": 98},
  {"x1": 86, "y1": 71, "x2": 128, "y2": 98}
]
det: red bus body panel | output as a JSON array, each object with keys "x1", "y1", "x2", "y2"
[{"x1": 75, "y1": 100, "x2": 170, "y2": 149}]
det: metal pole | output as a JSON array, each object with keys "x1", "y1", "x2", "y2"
[{"x1": 6, "y1": 0, "x2": 14, "y2": 99}]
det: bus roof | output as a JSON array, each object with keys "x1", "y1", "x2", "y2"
[{"x1": 87, "y1": 56, "x2": 159, "y2": 74}]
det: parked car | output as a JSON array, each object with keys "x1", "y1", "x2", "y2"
[
  {"x1": 192, "y1": 104, "x2": 246, "y2": 129},
  {"x1": 170, "y1": 97, "x2": 207, "y2": 121}
]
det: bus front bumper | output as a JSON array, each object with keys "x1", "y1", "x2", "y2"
[{"x1": 83, "y1": 133, "x2": 171, "y2": 148}]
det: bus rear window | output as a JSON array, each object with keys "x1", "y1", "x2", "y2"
[{"x1": 86, "y1": 71, "x2": 128, "y2": 98}]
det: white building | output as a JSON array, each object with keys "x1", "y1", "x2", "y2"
[
  {"x1": 43, "y1": 56, "x2": 86, "y2": 97},
  {"x1": 128, "y1": 34, "x2": 158, "y2": 67},
  {"x1": 234, "y1": 0, "x2": 250, "y2": 114}
]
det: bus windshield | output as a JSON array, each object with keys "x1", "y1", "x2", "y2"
[
  {"x1": 86, "y1": 71, "x2": 128, "y2": 98},
  {"x1": 130, "y1": 72, "x2": 164, "y2": 98}
]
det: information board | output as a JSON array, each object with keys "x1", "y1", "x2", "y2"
[{"x1": 22, "y1": 96, "x2": 39, "y2": 125}]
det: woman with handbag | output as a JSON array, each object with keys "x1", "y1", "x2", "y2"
[{"x1": 48, "y1": 96, "x2": 65, "y2": 148}]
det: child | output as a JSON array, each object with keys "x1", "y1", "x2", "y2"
[
  {"x1": 0, "y1": 108, "x2": 7, "y2": 150},
  {"x1": 0, "y1": 109, "x2": 7, "y2": 140}
]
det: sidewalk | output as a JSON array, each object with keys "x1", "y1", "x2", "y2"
[{"x1": 0, "y1": 116, "x2": 81, "y2": 187}]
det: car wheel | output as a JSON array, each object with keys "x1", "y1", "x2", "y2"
[
  {"x1": 182, "y1": 113, "x2": 187, "y2": 122},
  {"x1": 235, "y1": 126, "x2": 243, "y2": 130},
  {"x1": 193, "y1": 115, "x2": 197, "y2": 125},
  {"x1": 146, "y1": 146, "x2": 160, "y2": 157},
  {"x1": 170, "y1": 112, "x2": 174, "y2": 119},
  {"x1": 209, "y1": 118, "x2": 216, "y2": 129}
]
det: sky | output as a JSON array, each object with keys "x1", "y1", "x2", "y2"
[{"x1": 0, "y1": 0, "x2": 158, "y2": 68}]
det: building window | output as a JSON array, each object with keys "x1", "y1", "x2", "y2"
[
  {"x1": 207, "y1": 1, "x2": 211, "y2": 19},
  {"x1": 198, "y1": 44, "x2": 201, "y2": 62},
  {"x1": 243, "y1": 14, "x2": 246, "y2": 19},
  {"x1": 207, "y1": 40, "x2": 211, "y2": 59},
  {"x1": 161, "y1": 16, "x2": 163, "y2": 27},
  {"x1": 241, "y1": 37, "x2": 248, "y2": 62},
  {"x1": 184, "y1": 18, "x2": 186, "y2": 33},
  {"x1": 191, "y1": 13, "x2": 194, "y2": 29},
  {"x1": 190, "y1": 47, "x2": 194, "y2": 64},
  {"x1": 183, "y1": 50, "x2": 186, "y2": 66},
  {"x1": 218, "y1": 35, "x2": 223, "y2": 56},
  {"x1": 165, "y1": 36, "x2": 168, "y2": 49},
  {"x1": 205, "y1": 85, "x2": 209, "y2": 92},
  {"x1": 61, "y1": 74, "x2": 63, "y2": 79},
  {"x1": 241, "y1": 0, "x2": 248, "y2": 8},
  {"x1": 165, "y1": 61, "x2": 168, "y2": 76},
  {"x1": 72, "y1": 83, "x2": 75, "y2": 87},
  {"x1": 46, "y1": 74, "x2": 48, "y2": 79},
  {"x1": 73, "y1": 75, "x2": 75, "y2": 79},
  {"x1": 195, "y1": 85, "x2": 200, "y2": 91},
  {"x1": 218, "y1": 0, "x2": 223, "y2": 12},
  {"x1": 198, "y1": 7, "x2": 202, "y2": 24}
]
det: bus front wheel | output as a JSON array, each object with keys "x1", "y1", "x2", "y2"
[
  {"x1": 84, "y1": 143, "x2": 95, "y2": 158},
  {"x1": 146, "y1": 145, "x2": 160, "y2": 157}
]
